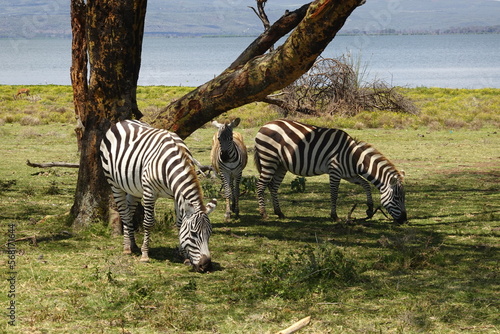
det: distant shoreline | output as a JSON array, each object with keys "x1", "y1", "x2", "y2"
[{"x1": 1, "y1": 25, "x2": 499, "y2": 40}]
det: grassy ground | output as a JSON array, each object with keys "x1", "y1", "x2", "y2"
[{"x1": 0, "y1": 86, "x2": 499, "y2": 333}]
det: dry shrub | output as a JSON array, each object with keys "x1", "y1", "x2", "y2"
[
  {"x1": 270, "y1": 56, "x2": 419, "y2": 118},
  {"x1": 20, "y1": 116, "x2": 41, "y2": 126},
  {"x1": 19, "y1": 128, "x2": 42, "y2": 138}
]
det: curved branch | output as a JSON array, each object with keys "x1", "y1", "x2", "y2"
[
  {"x1": 229, "y1": 3, "x2": 310, "y2": 70},
  {"x1": 152, "y1": 0, "x2": 365, "y2": 139}
]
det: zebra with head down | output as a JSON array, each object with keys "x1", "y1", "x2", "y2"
[
  {"x1": 254, "y1": 119, "x2": 407, "y2": 223},
  {"x1": 100, "y1": 120, "x2": 217, "y2": 272}
]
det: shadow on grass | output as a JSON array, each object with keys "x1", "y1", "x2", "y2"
[
  {"x1": 35, "y1": 231, "x2": 73, "y2": 244},
  {"x1": 148, "y1": 246, "x2": 224, "y2": 272}
]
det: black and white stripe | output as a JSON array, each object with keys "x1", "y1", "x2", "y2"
[
  {"x1": 211, "y1": 118, "x2": 248, "y2": 220},
  {"x1": 254, "y1": 119, "x2": 407, "y2": 223},
  {"x1": 100, "y1": 120, "x2": 217, "y2": 272}
]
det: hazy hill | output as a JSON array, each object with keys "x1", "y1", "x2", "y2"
[{"x1": 1, "y1": 0, "x2": 499, "y2": 38}]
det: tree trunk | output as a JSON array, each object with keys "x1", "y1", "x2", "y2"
[
  {"x1": 152, "y1": 0, "x2": 364, "y2": 139},
  {"x1": 70, "y1": 0, "x2": 87, "y2": 152},
  {"x1": 70, "y1": 0, "x2": 147, "y2": 229}
]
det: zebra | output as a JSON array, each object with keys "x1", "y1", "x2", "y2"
[
  {"x1": 100, "y1": 120, "x2": 217, "y2": 272},
  {"x1": 210, "y1": 118, "x2": 248, "y2": 220},
  {"x1": 254, "y1": 119, "x2": 407, "y2": 224}
]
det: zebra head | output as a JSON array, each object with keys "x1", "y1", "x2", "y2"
[
  {"x1": 212, "y1": 118, "x2": 241, "y2": 162},
  {"x1": 179, "y1": 199, "x2": 217, "y2": 273},
  {"x1": 380, "y1": 174, "x2": 407, "y2": 224}
]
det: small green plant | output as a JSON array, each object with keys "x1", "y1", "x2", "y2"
[
  {"x1": 255, "y1": 243, "x2": 363, "y2": 300},
  {"x1": 45, "y1": 180, "x2": 62, "y2": 195},
  {"x1": 22, "y1": 185, "x2": 36, "y2": 196},
  {"x1": 290, "y1": 176, "x2": 306, "y2": 193},
  {"x1": 375, "y1": 230, "x2": 445, "y2": 270},
  {"x1": 0, "y1": 178, "x2": 16, "y2": 191},
  {"x1": 181, "y1": 278, "x2": 198, "y2": 292},
  {"x1": 241, "y1": 175, "x2": 257, "y2": 195},
  {"x1": 200, "y1": 178, "x2": 220, "y2": 199}
]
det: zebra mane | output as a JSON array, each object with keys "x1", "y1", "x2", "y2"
[
  {"x1": 177, "y1": 145, "x2": 206, "y2": 210},
  {"x1": 355, "y1": 140, "x2": 404, "y2": 181},
  {"x1": 210, "y1": 132, "x2": 221, "y2": 173}
]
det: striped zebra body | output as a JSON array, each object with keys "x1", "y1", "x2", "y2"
[
  {"x1": 211, "y1": 118, "x2": 248, "y2": 220},
  {"x1": 100, "y1": 120, "x2": 217, "y2": 272},
  {"x1": 254, "y1": 119, "x2": 407, "y2": 223}
]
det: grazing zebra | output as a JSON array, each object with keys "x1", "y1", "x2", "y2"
[
  {"x1": 211, "y1": 118, "x2": 248, "y2": 220},
  {"x1": 254, "y1": 119, "x2": 407, "y2": 223},
  {"x1": 100, "y1": 120, "x2": 217, "y2": 272}
]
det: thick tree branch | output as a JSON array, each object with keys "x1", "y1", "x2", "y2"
[
  {"x1": 229, "y1": 3, "x2": 310, "y2": 70},
  {"x1": 152, "y1": 0, "x2": 364, "y2": 139}
]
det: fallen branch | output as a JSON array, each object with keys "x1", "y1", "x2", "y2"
[
  {"x1": 3, "y1": 236, "x2": 37, "y2": 247},
  {"x1": 26, "y1": 160, "x2": 79, "y2": 168},
  {"x1": 347, "y1": 203, "x2": 358, "y2": 220},
  {"x1": 15, "y1": 236, "x2": 37, "y2": 245},
  {"x1": 277, "y1": 316, "x2": 311, "y2": 334},
  {"x1": 373, "y1": 206, "x2": 390, "y2": 220}
]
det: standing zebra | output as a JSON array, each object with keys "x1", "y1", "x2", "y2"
[
  {"x1": 100, "y1": 120, "x2": 217, "y2": 272},
  {"x1": 211, "y1": 118, "x2": 248, "y2": 220},
  {"x1": 254, "y1": 119, "x2": 407, "y2": 223}
]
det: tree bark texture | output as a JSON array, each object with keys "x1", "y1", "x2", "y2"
[
  {"x1": 70, "y1": 0, "x2": 147, "y2": 229},
  {"x1": 152, "y1": 0, "x2": 364, "y2": 139},
  {"x1": 70, "y1": 0, "x2": 88, "y2": 151},
  {"x1": 233, "y1": 2, "x2": 311, "y2": 70}
]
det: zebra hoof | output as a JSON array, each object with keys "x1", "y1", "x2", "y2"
[{"x1": 139, "y1": 256, "x2": 150, "y2": 263}]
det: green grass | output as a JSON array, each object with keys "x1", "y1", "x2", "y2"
[
  {"x1": 2, "y1": 85, "x2": 500, "y2": 130},
  {"x1": 0, "y1": 85, "x2": 499, "y2": 333}
]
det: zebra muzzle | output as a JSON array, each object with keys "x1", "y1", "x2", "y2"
[{"x1": 194, "y1": 254, "x2": 212, "y2": 273}]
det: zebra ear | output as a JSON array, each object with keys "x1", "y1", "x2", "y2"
[
  {"x1": 212, "y1": 120, "x2": 222, "y2": 128},
  {"x1": 205, "y1": 199, "x2": 217, "y2": 215},
  {"x1": 231, "y1": 118, "x2": 241, "y2": 128},
  {"x1": 400, "y1": 170, "x2": 406, "y2": 179}
]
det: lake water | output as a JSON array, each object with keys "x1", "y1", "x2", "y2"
[{"x1": 1, "y1": 34, "x2": 499, "y2": 88}]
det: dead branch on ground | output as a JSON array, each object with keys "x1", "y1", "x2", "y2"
[{"x1": 26, "y1": 160, "x2": 79, "y2": 168}]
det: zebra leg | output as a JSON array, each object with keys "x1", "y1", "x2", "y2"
[
  {"x1": 232, "y1": 171, "x2": 243, "y2": 218},
  {"x1": 126, "y1": 194, "x2": 141, "y2": 252},
  {"x1": 111, "y1": 188, "x2": 138, "y2": 255},
  {"x1": 269, "y1": 167, "x2": 287, "y2": 219},
  {"x1": 220, "y1": 172, "x2": 232, "y2": 221},
  {"x1": 256, "y1": 176, "x2": 269, "y2": 219},
  {"x1": 353, "y1": 176, "x2": 374, "y2": 218},
  {"x1": 328, "y1": 171, "x2": 342, "y2": 221},
  {"x1": 256, "y1": 169, "x2": 275, "y2": 219},
  {"x1": 139, "y1": 192, "x2": 156, "y2": 262},
  {"x1": 345, "y1": 175, "x2": 374, "y2": 219},
  {"x1": 173, "y1": 201, "x2": 189, "y2": 263}
]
